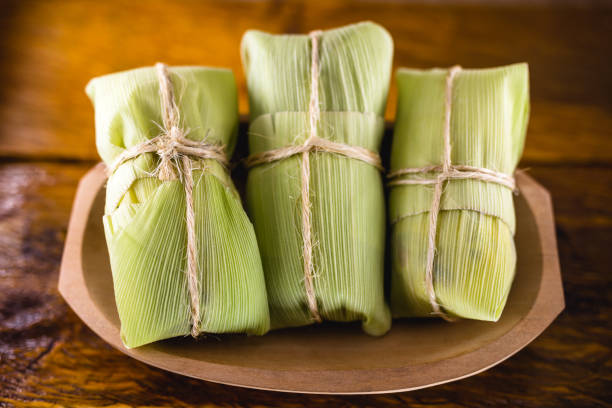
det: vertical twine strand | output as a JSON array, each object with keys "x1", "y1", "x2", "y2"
[
  {"x1": 423, "y1": 65, "x2": 461, "y2": 322},
  {"x1": 155, "y1": 63, "x2": 201, "y2": 336},
  {"x1": 180, "y1": 155, "x2": 201, "y2": 336},
  {"x1": 308, "y1": 31, "x2": 323, "y2": 140},
  {"x1": 301, "y1": 30, "x2": 323, "y2": 322}
]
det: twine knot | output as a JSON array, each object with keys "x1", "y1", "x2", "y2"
[{"x1": 156, "y1": 125, "x2": 184, "y2": 181}]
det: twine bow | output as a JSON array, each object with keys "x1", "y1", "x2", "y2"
[
  {"x1": 387, "y1": 66, "x2": 516, "y2": 321},
  {"x1": 107, "y1": 63, "x2": 228, "y2": 337}
]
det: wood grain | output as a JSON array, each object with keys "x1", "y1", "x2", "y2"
[
  {"x1": 0, "y1": 1, "x2": 611, "y2": 163},
  {"x1": 0, "y1": 0, "x2": 610, "y2": 406}
]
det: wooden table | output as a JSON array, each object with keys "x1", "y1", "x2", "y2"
[{"x1": 1, "y1": 1, "x2": 610, "y2": 406}]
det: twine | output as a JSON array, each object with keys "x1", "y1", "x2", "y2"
[
  {"x1": 245, "y1": 31, "x2": 384, "y2": 322},
  {"x1": 107, "y1": 63, "x2": 228, "y2": 337},
  {"x1": 387, "y1": 66, "x2": 516, "y2": 321}
]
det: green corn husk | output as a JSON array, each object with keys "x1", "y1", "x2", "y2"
[
  {"x1": 86, "y1": 66, "x2": 270, "y2": 348},
  {"x1": 241, "y1": 22, "x2": 392, "y2": 335},
  {"x1": 389, "y1": 63, "x2": 530, "y2": 321}
]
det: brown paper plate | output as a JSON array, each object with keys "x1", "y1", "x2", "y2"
[{"x1": 58, "y1": 164, "x2": 564, "y2": 394}]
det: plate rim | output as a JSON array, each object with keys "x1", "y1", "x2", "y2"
[{"x1": 58, "y1": 164, "x2": 565, "y2": 394}]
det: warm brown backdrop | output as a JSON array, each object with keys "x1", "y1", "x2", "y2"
[{"x1": 1, "y1": 1, "x2": 610, "y2": 407}]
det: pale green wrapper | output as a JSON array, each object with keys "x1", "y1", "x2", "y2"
[
  {"x1": 241, "y1": 22, "x2": 393, "y2": 335},
  {"x1": 389, "y1": 63, "x2": 530, "y2": 321},
  {"x1": 86, "y1": 66, "x2": 270, "y2": 348}
]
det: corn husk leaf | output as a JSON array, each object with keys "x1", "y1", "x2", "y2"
[
  {"x1": 389, "y1": 63, "x2": 530, "y2": 321},
  {"x1": 86, "y1": 66, "x2": 270, "y2": 348},
  {"x1": 241, "y1": 22, "x2": 392, "y2": 335}
]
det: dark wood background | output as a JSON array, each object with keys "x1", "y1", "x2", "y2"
[{"x1": 1, "y1": 1, "x2": 610, "y2": 406}]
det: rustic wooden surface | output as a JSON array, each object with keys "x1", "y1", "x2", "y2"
[{"x1": 0, "y1": 0, "x2": 610, "y2": 407}]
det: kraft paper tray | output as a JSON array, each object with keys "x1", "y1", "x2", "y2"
[{"x1": 58, "y1": 164, "x2": 564, "y2": 394}]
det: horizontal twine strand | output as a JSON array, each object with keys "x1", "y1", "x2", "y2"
[{"x1": 244, "y1": 134, "x2": 384, "y2": 171}]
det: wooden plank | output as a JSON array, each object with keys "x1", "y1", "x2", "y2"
[
  {"x1": 0, "y1": 1, "x2": 611, "y2": 163},
  {"x1": 528, "y1": 166, "x2": 612, "y2": 228},
  {"x1": 0, "y1": 161, "x2": 609, "y2": 406}
]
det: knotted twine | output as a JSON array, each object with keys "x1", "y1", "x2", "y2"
[
  {"x1": 107, "y1": 63, "x2": 229, "y2": 337},
  {"x1": 387, "y1": 66, "x2": 516, "y2": 321},
  {"x1": 244, "y1": 31, "x2": 384, "y2": 322}
]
